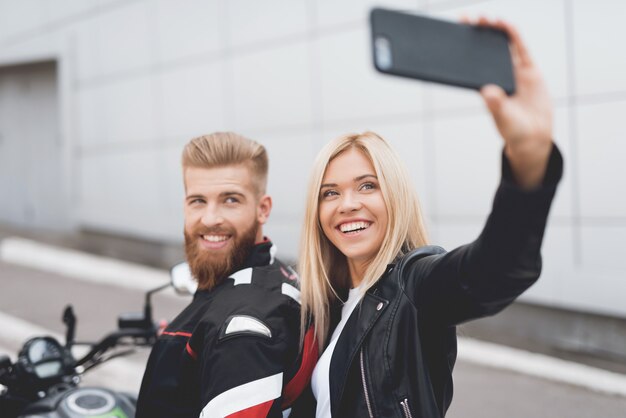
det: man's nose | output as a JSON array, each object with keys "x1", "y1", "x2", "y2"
[
  {"x1": 338, "y1": 192, "x2": 362, "y2": 213},
  {"x1": 200, "y1": 205, "x2": 224, "y2": 226}
]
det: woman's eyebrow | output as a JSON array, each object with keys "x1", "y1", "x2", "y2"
[
  {"x1": 354, "y1": 174, "x2": 377, "y2": 181},
  {"x1": 320, "y1": 174, "x2": 377, "y2": 189}
]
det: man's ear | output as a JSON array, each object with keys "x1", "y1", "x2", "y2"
[{"x1": 257, "y1": 195, "x2": 272, "y2": 225}]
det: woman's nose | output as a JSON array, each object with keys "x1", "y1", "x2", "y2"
[{"x1": 338, "y1": 192, "x2": 362, "y2": 213}]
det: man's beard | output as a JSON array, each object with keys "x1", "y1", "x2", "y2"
[{"x1": 184, "y1": 221, "x2": 259, "y2": 291}]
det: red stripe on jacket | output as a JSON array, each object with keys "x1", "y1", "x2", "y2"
[
  {"x1": 161, "y1": 331, "x2": 192, "y2": 337},
  {"x1": 225, "y1": 400, "x2": 273, "y2": 418},
  {"x1": 282, "y1": 325, "x2": 318, "y2": 408},
  {"x1": 186, "y1": 341, "x2": 198, "y2": 360}
]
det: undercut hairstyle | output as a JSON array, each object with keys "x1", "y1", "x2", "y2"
[
  {"x1": 299, "y1": 132, "x2": 429, "y2": 350},
  {"x1": 182, "y1": 132, "x2": 268, "y2": 195}
]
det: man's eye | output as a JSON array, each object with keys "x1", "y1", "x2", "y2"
[
  {"x1": 225, "y1": 197, "x2": 240, "y2": 204},
  {"x1": 189, "y1": 198, "x2": 205, "y2": 205}
]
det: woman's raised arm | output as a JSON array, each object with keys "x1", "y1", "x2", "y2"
[{"x1": 475, "y1": 17, "x2": 554, "y2": 190}]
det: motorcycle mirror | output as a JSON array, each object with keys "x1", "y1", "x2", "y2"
[
  {"x1": 170, "y1": 262, "x2": 197, "y2": 296},
  {"x1": 119, "y1": 280, "x2": 170, "y2": 330}
]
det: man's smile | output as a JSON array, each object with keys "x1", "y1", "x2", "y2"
[{"x1": 199, "y1": 234, "x2": 231, "y2": 249}]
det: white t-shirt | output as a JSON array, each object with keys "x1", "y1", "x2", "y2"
[{"x1": 310, "y1": 284, "x2": 364, "y2": 418}]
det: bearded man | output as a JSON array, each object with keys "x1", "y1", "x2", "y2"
[{"x1": 136, "y1": 132, "x2": 316, "y2": 418}]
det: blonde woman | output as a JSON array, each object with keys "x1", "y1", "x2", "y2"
[{"x1": 295, "y1": 19, "x2": 562, "y2": 418}]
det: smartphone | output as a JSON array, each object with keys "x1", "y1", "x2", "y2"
[{"x1": 370, "y1": 8, "x2": 515, "y2": 95}]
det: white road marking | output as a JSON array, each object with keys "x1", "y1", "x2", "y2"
[
  {"x1": 0, "y1": 237, "x2": 169, "y2": 291},
  {"x1": 0, "y1": 310, "x2": 64, "y2": 350}
]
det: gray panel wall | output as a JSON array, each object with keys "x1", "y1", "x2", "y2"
[
  {"x1": 0, "y1": 0, "x2": 624, "y2": 318},
  {"x1": 0, "y1": 61, "x2": 65, "y2": 229}
]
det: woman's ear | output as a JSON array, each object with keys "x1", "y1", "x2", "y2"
[{"x1": 257, "y1": 194, "x2": 272, "y2": 225}]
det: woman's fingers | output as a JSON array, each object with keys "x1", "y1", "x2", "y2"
[
  {"x1": 480, "y1": 84, "x2": 507, "y2": 117},
  {"x1": 477, "y1": 15, "x2": 490, "y2": 26},
  {"x1": 499, "y1": 20, "x2": 533, "y2": 67},
  {"x1": 480, "y1": 84, "x2": 513, "y2": 142},
  {"x1": 473, "y1": 17, "x2": 534, "y2": 68}
]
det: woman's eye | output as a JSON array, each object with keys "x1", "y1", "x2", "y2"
[
  {"x1": 359, "y1": 182, "x2": 376, "y2": 191},
  {"x1": 321, "y1": 189, "x2": 338, "y2": 199}
]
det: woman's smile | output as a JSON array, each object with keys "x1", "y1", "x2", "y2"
[{"x1": 337, "y1": 219, "x2": 372, "y2": 234}]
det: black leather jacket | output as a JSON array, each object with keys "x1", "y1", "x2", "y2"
[{"x1": 293, "y1": 146, "x2": 563, "y2": 418}]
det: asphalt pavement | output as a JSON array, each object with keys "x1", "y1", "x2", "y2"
[{"x1": 2, "y1": 260, "x2": 626, "y2": 417}]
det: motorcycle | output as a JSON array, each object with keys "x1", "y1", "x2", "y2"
[{"x1": 0, "y1": 262, "x2": 195, "y2": 418}]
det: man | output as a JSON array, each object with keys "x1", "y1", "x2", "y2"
[{"x1": 136, "y1": 132, "x2": 316, "y2": 418}]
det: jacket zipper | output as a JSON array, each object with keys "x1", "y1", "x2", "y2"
[
  {"x1": 400, "y1": 398, "x2": 413, "y2": 418},
  {"x1": 359, "y1": 348, "x2": 374, "y2": 418}
]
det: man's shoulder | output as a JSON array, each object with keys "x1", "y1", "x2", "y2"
[
  {"x1": 204, "y1": 260, "x2": 301, "y2": 311},
  {"x1": 253, "y1": 258, "x2": 300, "y2": 289},
  {"x1": 227, "y1": 259, "x2": 300, "y2": 303},
  {"x1": 192, "y1": 260, "x2": 301, "y2": 344}
]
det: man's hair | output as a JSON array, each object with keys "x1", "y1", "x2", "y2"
[{"x1": 182, "y1": 132, "x2": 268, "y2": 195}]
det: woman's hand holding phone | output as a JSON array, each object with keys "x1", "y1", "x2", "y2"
[{"x1": 471, "y1": 17, "x2": 554, "y2": 190}]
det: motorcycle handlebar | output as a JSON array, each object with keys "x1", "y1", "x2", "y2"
[
  {"x1": 73, "y1": 282, "x2": 170, "y2": 368},
  {"x1": 75, "y1": 326, "x2": 157, "y2": 368}
]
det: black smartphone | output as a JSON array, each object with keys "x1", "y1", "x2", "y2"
[{"x1": 370, "y1": 8, "x2": 515, "y2": 95}]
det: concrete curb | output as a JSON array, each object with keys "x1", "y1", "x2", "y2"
[{"x1": 458, "y1": 337, "x2": 626, "y2": 397}]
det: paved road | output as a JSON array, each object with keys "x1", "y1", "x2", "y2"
[{"x1": 2, "y1": 260, "x2": 626, "y2": 417}]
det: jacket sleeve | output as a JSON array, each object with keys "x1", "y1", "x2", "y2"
[
  {"x1": 403, "y1": 144, "x2": 563, "y2": 327},
  {"x1": 194, "y1": 290, "x2": 301, "y2": 418}
]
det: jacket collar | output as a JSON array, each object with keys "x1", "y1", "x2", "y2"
[
  {"x1": 244, "y1": 237, "x2": 276, "y2": 268},
  {"x1": 328, "y1": 289, "x2": 390, "y2": 416}
]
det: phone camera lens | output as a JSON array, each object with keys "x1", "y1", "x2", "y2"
[{"x1": 374, "y1": 36, "x2": 393, "y2": 70}]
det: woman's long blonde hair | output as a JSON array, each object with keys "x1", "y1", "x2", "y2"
[{"x1": 299, "y1": 132, "x2": 429, "y2": 350}]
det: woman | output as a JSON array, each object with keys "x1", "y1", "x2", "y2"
[{"x1": 296, "y1": 18, "x2": 563, "y2": 418}]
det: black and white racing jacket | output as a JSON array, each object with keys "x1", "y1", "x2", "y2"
[{"x1": 136, "y1": 240, "x2": 317, "y2": 418}]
